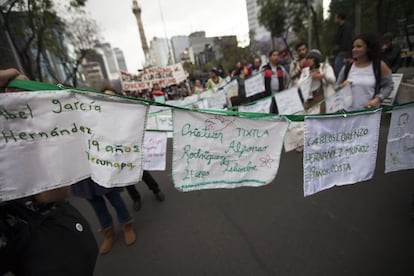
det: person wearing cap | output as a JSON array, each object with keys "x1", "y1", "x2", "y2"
[
  {"x1": 303, "y1": 49, "x2": 336, "y2": 113},
  {"x1": 206, "y1": 67, "x2": 225, "y2": 90},
  {"x1": 380, "y1": 32, "x2": 402, "y2": 73}
]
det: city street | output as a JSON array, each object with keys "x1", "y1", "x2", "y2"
[{"x1": 71, "y1": 114, "x2": 414, "y2": 276}]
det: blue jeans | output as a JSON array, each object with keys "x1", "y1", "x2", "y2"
[{"x1": 87, "y1": 189, "x2": 131, "y2": 229}]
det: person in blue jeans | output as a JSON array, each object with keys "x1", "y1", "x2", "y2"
[{"x1": 71, "y1": 178, "x2": 136, "y2": 254}]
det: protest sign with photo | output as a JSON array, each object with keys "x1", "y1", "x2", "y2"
[{"x1": 385, "y1": 104, "x2": 414, "y2": 172}]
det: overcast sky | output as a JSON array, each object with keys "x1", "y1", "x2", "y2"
[{"x1": 84, "y1": 0, "x2": 250, "y2": 72}]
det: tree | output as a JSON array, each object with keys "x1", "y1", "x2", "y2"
[
  {"x1": 257, "y1": 0, "x2": 324, "y2": 57},
  {"x1": 257, "y1": 0, "x2": 288, "y2": 50},
  {"x1": 63, "y1": 10, "x2": 101, "y2": 87},
  {"x1": 0, "y1": 0, "x2": 87, "y2": 81}
]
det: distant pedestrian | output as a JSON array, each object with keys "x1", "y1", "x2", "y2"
[
  {"x1": 380, "y1": 32, "x2": 402, "y2": 73},
  {"x1": 333, "y1": 12, "x2": 353, "y2": 77},
  {"x1": 251, "y1": 56, "x2": 263, "y2": 75}
]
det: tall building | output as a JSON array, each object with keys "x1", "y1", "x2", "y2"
[
  {"x1": 113, "y1": 48, "x2": 128, "y2": 71},
  {"x1": 171, "y1": 36, "x2": 190, "y2": 63},
  {"x1": 188, "y1": 31, "x2": 237, "y2": 67},
  {"x1": 149, "y1": 37, "x2": 170, "y2": 67},
  {"x1": 96, "y1": 42, "x2": 120, "y2": 81},
  {"x1": 245, "y1": 0, "x2": 271, "y2": 42},
  {"x1": 132, "y1": 0, "x2": 150, "y2": 64}
]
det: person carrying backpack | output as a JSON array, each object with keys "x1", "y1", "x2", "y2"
[{"x1": 336, "y1": 33, "x2": 393, "y2": 111}]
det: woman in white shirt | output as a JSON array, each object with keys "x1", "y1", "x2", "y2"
[{"x1": 336, "y1": 33, "x2": 393, "y2": 111}]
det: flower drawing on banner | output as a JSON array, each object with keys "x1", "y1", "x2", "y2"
[
  {"x1": 259, "y1": 154, "x2": 274, "y2": 168},
  {"x1": 205, "y1": 115, "x2": 236, "y2": 132}
]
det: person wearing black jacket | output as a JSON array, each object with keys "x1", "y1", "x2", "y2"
[
  {"x1": 333, "y1": 12, "x2": 353, "y2": 77},
  {"x1": 380, "y1": 32, "x2": 402, "y2": 73}
]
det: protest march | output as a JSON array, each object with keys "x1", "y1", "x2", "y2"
[{"x1": 1, "y1": 75, "x2": 413, "y2": 201}]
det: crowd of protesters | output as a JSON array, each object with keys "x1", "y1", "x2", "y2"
[{"x1": 0, "y1": 9, "x2": 410, "y2": 275}]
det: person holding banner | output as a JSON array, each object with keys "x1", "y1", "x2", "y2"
[
  {"x1": 100, "y1": 87, "x2": 165, "y2": 212},
  {"x1": 1, "y1": 69, "x2": 98, "y2": 275},
  {"x1": 206, "y1": 67, "x2": 225, "y2": 90},
  {"x1": 71, "y1": 178, "x2": 136, "y2": 255},
  {"x1": 303, "y1": 49, "x2": 336, "y2": 113},
  {"x1": 289, "y1": 42, "x2": 309, "y2": 87},
  {"x1": 0, "y1": 68, "x2": 28, "y2": 87},
  {"x1": 263, "y1": 49, "x2": 290, "y2": 113},
  {"x1": 229, "y1": 63, "x2": 252, "y2": 107},
  {"x1": 336, "y1": 33, "x2": 393, "y2": 111}
]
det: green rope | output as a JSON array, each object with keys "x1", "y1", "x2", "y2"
[{"x1": 6, "y1": 79, "x2": 414, "y2": 121}]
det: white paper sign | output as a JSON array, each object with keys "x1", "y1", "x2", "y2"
[
  {"x1": 303, "y1": 110, "x2": 382, "y2": 196},
  {"x1": 172, "y1": 109, "x2": 288, "y2": 191},
  {"x1": 385, "y1": 104, "x2": 414, "y2": 172},
  {"x1": 245, "y1": 73, "x2": 265, "y2": 98},
  {"x1": 0, "y1": 90, "x2": 148, "y2": 201},
  {"x1": 223, "y1": 80, "x2": 239, "y2": 107},
  {"x1": 143, "y1": 131, "x2": 168, "y2": 171},
  {"x1": 325, "y1": 84, "x2": 353, "y2": 113},
  {"x1": 298, "y1": 67, "x2": 312, "y2": 101},
  {"x1": 382, "y1": 73, "x2": 403, "y2": 106},
  {"x1": 238, "y1": 98, "x2": 272, "y2": 113},
  {"x1": 274, "y1": 87, "x2": 304, "y2": 114}
]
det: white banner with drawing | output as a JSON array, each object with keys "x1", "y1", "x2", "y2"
[
  {"x1": 303, "y1": 110, "x2": 382, "y2": 196},
  {"x1": 385, "y1": 104, "x2": 414, "y2": 172},
  {"x1": 172, "y1": 109, "x2": 289, "y2": 191},
  {"x1": 143, "y1": 131, "x2": 168, "y2": 171},
  {"x1": 0, "y1": 90, "x2": 148, "y2": 201}
]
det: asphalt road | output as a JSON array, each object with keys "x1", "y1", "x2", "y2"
[{"x1": 71, "y1": 113, "x2": 414, "y2": 276}]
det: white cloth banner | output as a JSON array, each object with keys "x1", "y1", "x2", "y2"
[
  {"x1": 245, "y1": 73, "x2": 265, "y2": 98},
  {"x1": 385, "y1": 104, "x2": 414, "y2": 172},
  {"x1": 274, "y1": 87, "x2": 304, "y2": 115},
  {"x1": 120, "y1": 63, "x2": 188, "y2": 91},
  {"x1": 283, "y1": 105, "x2": 320, "y2": 152},
  {"x1": 143, "y1": 131, "x2": 168, "y2": 170},
  {"x1": 325, "y1": 84, "x2": 353, "y2": 113},
  {"x1": 172, "y1": 109, "x2": 288, "y2": 191},
  {"x1": 0, "y1": 90, "x2": 148, "y2": 201},
  {"x1": 238, "y1": 98, "x2": 272, "y2": 113},
  {"x1": 303, "y1": 110, "x2": 382, "y2": 196}
]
